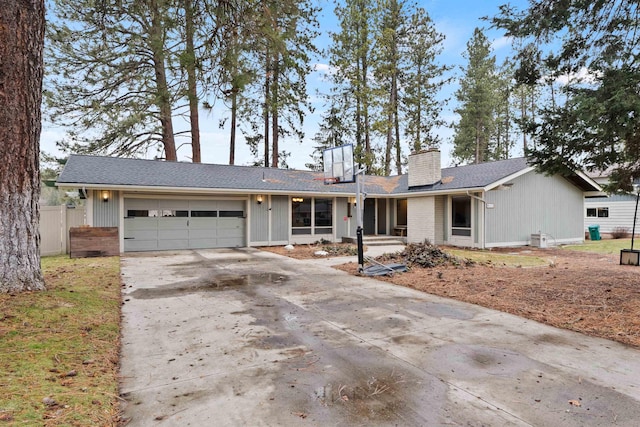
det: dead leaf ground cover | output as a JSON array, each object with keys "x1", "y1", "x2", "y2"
[
  {"x1": 0, "y1": 256, "x2": 121, "y2": 426},
  {"x1": 264, "y1": 241, "x2": 640, "y2": 348}
]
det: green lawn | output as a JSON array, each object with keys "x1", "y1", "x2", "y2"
[
  {"x1": 562, "y1": 238, "x2": 634, "y2": 254},
  {"x1": 0, "y1": 256, "x2": 121, "y2": 426}
]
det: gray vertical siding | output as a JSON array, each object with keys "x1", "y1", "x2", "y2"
[
  {"x1": 434, "y1": 196, "x2": 445, "y2": 244},
  {"x1": 250, "y1": 195, "x2": 269, "y2": 242},
  {"x1": 335, "y1": 197, "x2": 349, "y2": 239},
  {"x1": 473, "y1": 192, "x2": 482, "y2": 245},
  {"x1": 485, "y1": 172, "x2": 584, "y2": 245},
  {"x1": 270, "y1": 195, "x2": 289, "y2": 242},
  {"x1": 93, "y1": 190, "x2": 119, "y2": 227}
]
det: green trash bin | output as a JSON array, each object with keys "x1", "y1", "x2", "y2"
[{"x1": 588, "y1": 225, "x2": 601, "y2": 241}]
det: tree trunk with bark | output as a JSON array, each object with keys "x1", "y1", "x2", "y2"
[
  {"x1": 183, "y1": 0, "x2": 201, "y2": 163},
  {"x1": 271, "y1": 59, "x2": 279, "y2": 168},
  {"x1": 150, "y1": 0, "x2": 177, "y2": 161},
  {"x1": 0, "y1": 0, "x2": 46, "y2": 292}
]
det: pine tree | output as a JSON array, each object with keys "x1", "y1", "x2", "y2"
[
  {"x1": 492, "y1": 1, "x2": 640, "y2": 191},
  {"x1": 329, "y1": 0, "x2": 376, "y2": 171},
  {"x1": 238, "y1": 0, "x2": 319, "y2": 168},
  {"x1": 452, "y1": 28, "x2": 498, "y2": 164},
  {"x1": 0, "y1": 0, "x2": 46, "y2": 292},
  {"x1": 401, "y1": 7, "x2": 450, "y2": 155},
  {"x1": 46, "y1": 0, "x2": 181, "y2": 160}
]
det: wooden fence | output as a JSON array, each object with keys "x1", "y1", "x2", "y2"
[{"x1": 40, "y1": 205, "x2": 87, "y2": 256}]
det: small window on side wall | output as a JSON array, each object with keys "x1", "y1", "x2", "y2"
[
  {"x1": 586, "y1": 208, "x2": 596, "y2": 217},
  {"x1": 597, "y1": 207, "x2": 609, "y2": 217}
]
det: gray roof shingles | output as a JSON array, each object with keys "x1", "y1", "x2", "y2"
[{"x1": 57, "y1": 154, "x2": 531, "y2": 196}]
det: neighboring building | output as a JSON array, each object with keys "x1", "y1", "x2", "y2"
[
  {"x1": 585, "y1": 170, "x2": 639, "y2": 236},
  {"x1": 56, "y1": 151, "x2": 601, "y2": 253}
]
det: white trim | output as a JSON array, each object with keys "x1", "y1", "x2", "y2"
[
  {"x1": 484, "y1": 167, "x2": 535, "y2": 191},
  {"x1": 250, "y1": 240, "x2": 289, "y2": 247},
  {"x1": 86, "y1": 191, "x2": 94, "y2": 226},
  {"x1": 58, "y1": 182, "x2": 357, "y2": 198},
  {"x1": 123, "y1": 193, "x2": 247, "y2": 201},
  {"x1": 485, "y1": 236, "x2": 584, "y2": 248},
  {"x1": 118, "y1": 192, "x2": 125, "y2": 253}
]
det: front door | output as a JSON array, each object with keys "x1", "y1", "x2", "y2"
[
  {"x1": 377, "y1": 199, "x2": 387, "y2": 234},
  {"x1": 363, "y1": 198, "x2": 376, "y2": 235}
]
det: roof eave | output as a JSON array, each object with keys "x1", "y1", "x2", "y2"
[
  {"x1": 484, "y1": 166, "x2": 535, "y2": 191},
  {"x1": 55, "y1": 182, "x2": 359, "y2": 197}
]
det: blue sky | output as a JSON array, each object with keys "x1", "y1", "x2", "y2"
[{"x1": 41, "y1": 0, "x2": 530, "y2": 171}]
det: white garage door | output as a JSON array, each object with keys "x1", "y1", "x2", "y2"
[{"x1": 124, "y1": 198, "x2": 245, "y2": 252}]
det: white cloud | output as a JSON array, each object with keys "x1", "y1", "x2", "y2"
[
  {"x1": 491, "y1": 36, "x2": 512, "y2": 51},
  {"x1": 554, "y1": 67, "x2": 600, "y2": 86}
]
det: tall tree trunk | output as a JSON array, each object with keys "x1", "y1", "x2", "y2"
[
  {"x1": 150, "y1": 0, "x2": 177, "y2": 161},
  {"x1": 184, "y1": 0, "x2": 201, "y2": 163},
  {"x1": 393, "y1": 74, "x2": 401, "y2": 175},
  {"x1": 362, "y1": 56, "x2": 371, "y2": 162},
  {"x1": 271, "y1": 58, "x2": 279, "y2": 168},
  {"x1": 521, "y1": 95, "x2": 528, "y2": 153},
  {"x1": 384, "y1": 91, "x2": 392, "y2": 176},
  {"x1": 230, "y1": 90, "x2": 237, "y2": 165},
  {"x1": 475, "y1": 120, "x2": 481, "y2": 164},
  {"x1": 0, "y1": 0, "x2": 46, "y2": 292},
  {"x1": 264, "y1": 49, "x2": 270, "y2": 168}
]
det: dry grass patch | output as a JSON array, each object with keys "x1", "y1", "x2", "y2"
[{"x1": 0, "y1": 256, "x2": 121, "y2": 426}]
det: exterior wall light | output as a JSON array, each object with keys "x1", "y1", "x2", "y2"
[
  {"x1": 256, "y1": 195, "x2": 263, "y2": 205},
  {"x1": 102, "y1": 190, "x2": 110, "y2": 203},
  {"x1": 292, "y1": 197, "x2": 304, "y2": 203}
]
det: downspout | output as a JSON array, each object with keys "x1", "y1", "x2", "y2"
[{"x1": 466, "y1": 190, "x2": 486, "y2": 249}]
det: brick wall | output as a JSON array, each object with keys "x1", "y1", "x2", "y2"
[
  {"x1": 408, "y1": 150, "x2": 441, "y2": 188},
  {"x1": 407, "y1": 196, "x2": 435, "y2": 243}
]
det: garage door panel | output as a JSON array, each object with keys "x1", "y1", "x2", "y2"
[
  {"x1": 126, "y1": 199, "x2": 159, "y2": 210},
  {"x1": 189, "y1": 218, "x2": 218, "y2": 230},
  {"x1": 126, "y1": 229, "x2": 158, "y2": 240},
  {"x1": 158, "y1": 239, "x2": 189, "y2": 250},
  {"x1": 217, "y1": 200, "x2": 244, "y2": 211},
  {"x1": 159, "y1": 199, "x2": 189, "y2": 210},
  {"x1": 158, "y1": 218, "x2": 189, "y2": 230},
  {"x1": 125, "y1": 239, "x2": 158, "y2": 251},
  {"x1": 125, "y1": 218, "x2": 159, "y2": 231},
  {"x1": 189, "y1": 229, "x2": 217, "y2": 239},
  {"x1": 216, "y1": 237, "x2": 243, "y2": 247},
  {"x1": 188, "y1": 239, "x2": 218, "y2": 249},
  {"x1": 189, "y1": 200, "x2": 219, "y2": 210},
  {"x1": 124, "y1": 198, "x2": 245, "y2": 251}
]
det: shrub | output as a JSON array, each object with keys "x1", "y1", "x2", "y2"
[{"x1": 611, "y1": 227, "x2": 630, "y2": 239}]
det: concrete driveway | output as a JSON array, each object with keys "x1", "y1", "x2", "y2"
[{"x1": 120, "y1": 248, "x2": 640, "y2": 426}]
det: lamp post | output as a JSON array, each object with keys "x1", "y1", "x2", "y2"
[
  {"x1": 631, "y1": 183, "x2": 639, "y2": 251},
  {"x1": 620, "y1": 180, "x2": 640, "y2": 265}
]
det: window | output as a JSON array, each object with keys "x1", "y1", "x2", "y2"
[
  {"x1": 292, "y1": 198, "x2": 312, "y2": 235},
  {"x1": 191, "y1": 210, "x2": 217, "y2": 217},
  {"x1": 127, "y1": 210, "x2": 158, "y2": 218},
  {"x1": 161, "y1": 210, "x2": 188, "y2": 217},
  {"x1": 219, "y1": 210, "x2": 244, "y2": 218},
  {"x1": 314, "y1": 198, "x2": 333, "y2": 234},
  {"x1": 291, "y1": 197, "x2": 333, "y2": 235},
  {"x1": 586, "y1": 207, "x2": 608, "y2": 218},
  {"x1": 451, "y1": 196, "x2": 471, "y2": 237}
]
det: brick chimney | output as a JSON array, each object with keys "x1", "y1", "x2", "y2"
[{"x1": 408, "y1": 150, "x2": 441, "y2": 187}]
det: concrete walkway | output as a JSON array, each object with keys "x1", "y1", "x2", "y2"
[{"x1": 120, "y1": 248, "x2": 640, "y2": 426}]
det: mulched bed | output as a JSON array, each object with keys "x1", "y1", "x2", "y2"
[{"x1": 335, "y1": 246, "x2": 640, "y2": 348}]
